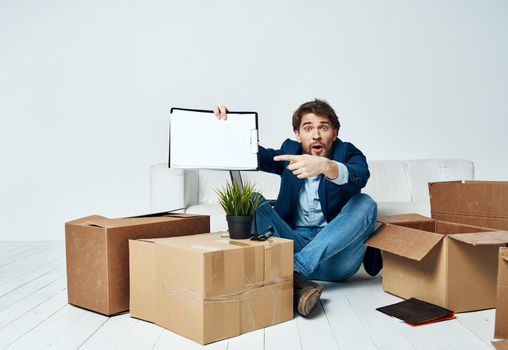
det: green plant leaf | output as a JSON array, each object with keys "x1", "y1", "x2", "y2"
[{"x1": 214, "y1": 181, "x2": 261, "y2": 216}]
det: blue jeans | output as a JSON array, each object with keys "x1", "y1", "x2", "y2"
[{"x1": 254, "y1": 193, "x2": 377, "y2": 281}]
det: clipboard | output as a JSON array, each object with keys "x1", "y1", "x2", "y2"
[
  {"x1": 169, "y1": 107, "x2": 259, "y2": 170},
  {"x1": 376, "y1": 298, "x2": 455, "y2": 326}
]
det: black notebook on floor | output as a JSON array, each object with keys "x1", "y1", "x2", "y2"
[{"x1": 376, "y1": 298, "x2": 455, "y2": 326}]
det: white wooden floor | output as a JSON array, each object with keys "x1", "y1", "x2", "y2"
[{"x1": 0, "y1": 241, "x2": 497, "y2": 350}]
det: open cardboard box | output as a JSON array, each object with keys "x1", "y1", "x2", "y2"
[
  {"x1": 129, "y1": 233, "x2": 294, "y2": 345},
  {"x1": 366, "y1": 213, "x2": 508, "y2": 312},
  {"x1": 65, "y1": 211, "x2": 210, "y2": 315},
  {"x1": 367, "y1": 181, "x2": 508, "y2": 313}
]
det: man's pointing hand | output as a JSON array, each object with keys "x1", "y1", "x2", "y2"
[{"x1": 274, "y1": 154, "x2": 338, "y2": 180}]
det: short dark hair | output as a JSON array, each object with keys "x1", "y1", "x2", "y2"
[{"x1": 292, "y1": 99, "x2": 340, "y2": 132}]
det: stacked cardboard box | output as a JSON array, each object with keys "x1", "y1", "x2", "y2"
[
  {"x1": 428, "y1": 181, "x2": 508, "y2": 342},
  {"x1": 493, "y1": 247, "x2": 508, "y2": 349},
  {"x1": 429, "y1": 181, "x2": 508, "y2": 230},
  {"x1": 129, "y1": 232, "x2": 294, "y2": 344},
  {"x1": 65, "y1": 212, "x2": 210, "y2": 315}
]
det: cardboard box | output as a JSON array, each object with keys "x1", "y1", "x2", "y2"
[
  {"x1": 65, "y1": 212, "x2": 210, "y2": 315},
  {"x1": 494, "y1": 247, "x2": 508, "y2": 347},
  {"x1": 430, "y1": 181, "x2": 508, "y2": 230},
  {"x1": 129, "y1": 233, "x2": 293, "y2": 344},
  {"x1": 366, "y1": 213, "x2": 508, "y2": 312},
  {"x1": 493, "y1": 342, "x2": 508, "y2": 350}
]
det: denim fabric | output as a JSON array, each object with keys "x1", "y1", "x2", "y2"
[{"x1": 254, "y1": 193, "x2": 377, "y2": 281}]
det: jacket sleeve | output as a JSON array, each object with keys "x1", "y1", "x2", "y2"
[
  {"x1": 258, "y1": 145, "x2": 286, "y2": 176},
  {"x1": 340, "y1": 144, "x2": 370, "y2": 192}
]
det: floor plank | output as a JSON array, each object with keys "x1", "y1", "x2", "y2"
[
  {"x1": 0, "y1": 289, "x2": 68, "y2": 348},
  {"x1": 0, "y1": 242, "x2": 55, "y2": 269},
  {"x1": 78, "y1": 313, "x2": 138, "y2": 350},
  {"x1": 0, "y1": 243, "x2": 39, "y2": 262},
  {"x1": 0, "y1": 276, "x2": 67, "y2": 329},
  {"x1": 7, "y1": 304, "x2": 87, "y2": 349},
  {"x1": 456, "y1": 309, "x2": 496, "y2": 345},
  {"x1": 0, "y1": 241, "x2": 500, "y2": 350},
  {"x1": 264, "y1": 319, "x2": 302, "y2": 350},
  {"x1": 226, "y1": 329, "x2": 265, "y2": 350},
  {"x1": 115, "y1": 319, "x2": 164, "y2": 350},
  {"x1": 338, "y1": 276, "x2": 415, "y2": 350},
  {"x1": 41, "y1": 308, "x2": 108, "y2": 350},
  {"x1": 0, "y1": 243, "x2": 64, "y2": 282},
  {"x1": 0, "y1": 266, "x2": 66, "y2": 313},
  {"x1": 320, "y1": 279, "x2": 380, "y2": 350},
  {"x1": 0, "y1": 258, "x2": 65, "y2": 301},
  {"x1": 296, "y1": 302, "x2": 339, "y2": 350},
  {"x1": 152, "y1": 329, "x2": 228, "y2": 350},
  {"x1": 398, "y1": 317, "x2": 493, "y2": 350}
]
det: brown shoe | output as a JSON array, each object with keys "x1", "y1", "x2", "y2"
[{"x1": 294, "y1": 272, "x2": 324, "y2": 317}]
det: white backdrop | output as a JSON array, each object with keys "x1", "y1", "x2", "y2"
[{"x1": 1, "y1": 0, "x2": 507, "y2": 241}]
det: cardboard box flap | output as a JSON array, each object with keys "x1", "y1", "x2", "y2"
[
  {"x1": 130, "y1": 238, "x2": 165, "y2": 244},
  {"x1": 448, "y1": 231, "x2": 508, "y2": 246},
  {"x1": 429, "y1": 181, "x2": 508, "y2": 219},
  {"x1": 502, "y1": 249, "x2": 508, "y2": 262},
  {"x1": 156, "y1": 233, "x2": 245, "y2": 252},
  {"x1": 365, "y1": 223, "x2": 443, "y2": 261},
  {"x1": 81, "y1": 216, "x2": 189, "y2": 228},
  {"x1": 66, "y1": 215, "x2": 108, "y2": 225},
  {"x1": 377, "y1": 213, "x2": 432, "y2": 224},
  {"x1": 127, "y1": 211, "x2": 202, "y2": 219},
  {"x1": 492, "y1": 341, "x2": 508, "y2": 350}
]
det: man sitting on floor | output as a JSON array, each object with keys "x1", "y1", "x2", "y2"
[{"x1": 213, "y1": 99, "x2": 381, "y2": 317}]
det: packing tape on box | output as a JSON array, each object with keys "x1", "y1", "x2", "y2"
[
  {"x1": 211, "y1": 251, "x2": 226, "y2": 291},
  {"x1": 161, "y1": 284, "x2": 238, "y2": 303},
  {"x1": 264, "y1": 242, "x2": 293, "y2": 284},
  {"x1": 161, "y1": 276, "x2": 292, "y2": 304},
  {"x1": 210, "y1": 246, "x2": 266, "y2": 294},
  {"x1": 210, "y1": 250, "x2": 264, "y2": 295},
  {"x1": 240, "y1": 281, "x2": 293, "y2": 331},
  {"x1": 244, "y1": 243, "x2": 262, "y2": 288},
  {"x1": 268, "y1": 244, "x2": 281, "y2": 283}
]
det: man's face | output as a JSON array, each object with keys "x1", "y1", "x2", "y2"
[{"x1": 295, "y1": 113, "x2": 338, "y2": 158}]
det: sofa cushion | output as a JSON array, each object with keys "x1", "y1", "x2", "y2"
[
  {"x1": 377, "y1": 201, "x2": 430, "y2": 217},
  {"x1": 186, "y1": 204, "x2": 227, "y2": 232},
  {"x1": 199, "y1": 161, "x2": 413, "y2": 205},
  {"x1": 406, "y1": 159, "x2": 474, "y2": 202},
  {"x1": 197, "y1": 160, "x2": 474, "y2": 206},
  {"x1": 362, "y1": 161, "x2": 412, "y2": 202},
  {"x1": 198, "y1": 170, "x2": 230, "y2": 204}
]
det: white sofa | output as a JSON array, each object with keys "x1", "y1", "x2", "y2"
[{"x1": 150, "y1": 159, "x2": 474, "y2": 232}]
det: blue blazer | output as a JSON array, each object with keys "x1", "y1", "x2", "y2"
[{"x1": 258, "y1": 138, "x2": 370, "y2": 227}]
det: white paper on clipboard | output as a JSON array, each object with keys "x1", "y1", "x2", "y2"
[{"x1": 169, "y1": 108, "x2": 259, "y2": 170}]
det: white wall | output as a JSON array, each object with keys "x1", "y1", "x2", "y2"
[{"x1": 1, "y1": 0, "x2": 507, "y2": 241}]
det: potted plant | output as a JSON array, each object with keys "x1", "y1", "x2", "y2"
[{"x1": 216, "y1": 181, "x2": 262, "y2": 239}]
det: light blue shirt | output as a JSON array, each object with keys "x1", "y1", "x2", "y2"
[{"x1": 293, "y1": 161, "x2": 349, "y2": 228}]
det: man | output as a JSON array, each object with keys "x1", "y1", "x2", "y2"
[{"x1": 213, "y1": 99, "x2": 380, "y2": 317}]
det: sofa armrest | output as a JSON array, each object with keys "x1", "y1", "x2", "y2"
[{"x1": 149, "y1": 163, "x2": 199, "y2": 212}]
